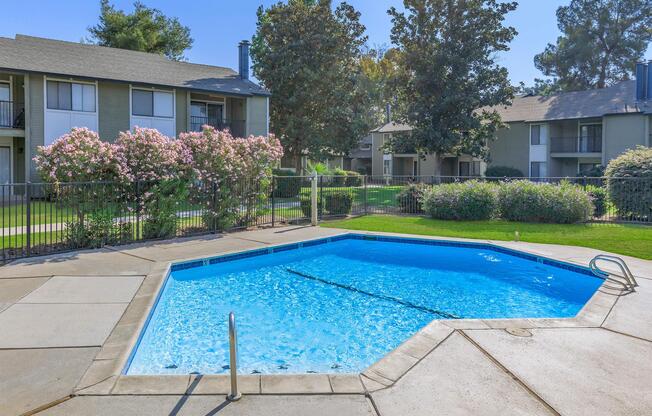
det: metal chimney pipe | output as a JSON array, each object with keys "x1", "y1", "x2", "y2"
[
  {"x1": 238, "y1": 41, "x2": 250, "y2": 80},
  {"x1": 385, "y1": 103, "x2": 392, "y2": 124},
  {"x1": 635, "y1": 62, "x2": 647, "y2": 101},
  {"x1": 647, "y1": 61, "x2": 652, "y2": 101}
]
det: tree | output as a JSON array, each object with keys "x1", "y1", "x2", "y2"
[
  {"x1": 88, "y1": 0, "x2": 193, "y2": 61},
  {"x1": 516, "y1": 78, "x2": 563, "y2": 96},
  {"x1": 251, "y1": 0, "x2": 370, "y2": 171},
  {"x1": 534, "y1": 0, "x2": 652, "y2": 91},
  {"x1": 359, "y1": 46, "x2": 403, "y2": 127},
  {"x1": 387, "y1": 0, "x2": 517, "y2": 172}
]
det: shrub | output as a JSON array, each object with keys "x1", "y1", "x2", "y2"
[
  {"x1": 396, "y1": 183, "x2": 428, "y2": 213},
  {"x1": 300, "y1": 197, "x2": 322, "y2": 218},
  {"x1": 345, "y1": 171, "x2": 363, "y2": 187},
  {"x1": 484, "y1": 166, "x2": 524, "y2": 178},
  {"x1": 578, "y1": 165, "x2": 605, "y2": 177},
  {"x1": 422, "y1": 181, "x2": 499, "y2": 220},
  {"x1": 605, "y1": 146, "x2": 652, "y2": 220},
  {"x1": 64, "y1": 212, "x2": 132, "y2": 248},
  {"x1": 331, "y1": 168, "x2": 348, "y2": 187},
  {"x1": 585, "y1": 185, "x2": 607, "y2": 217},
  {"x1": 324, "y1": 190, "x2": 354, "y2": 215},
  {"x1": 272, "y1": 169, "x2": 301, "y2": 198},
  {"x1": 113, "y1": 127, "x2": 182, "y2": 182},
  {"x1": 498, "y1": 180, "x2": 593, "y2": 223}
]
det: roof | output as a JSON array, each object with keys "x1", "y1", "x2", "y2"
[
  {"x1": 487, "y1": 81, "x2": 651, "y2": 122},
  {"x1": 0, "y1": 35, "x2": 269, "y2": 97},
  {"x1": 373, "y1": 122, "x2": 413, "y2": 133}
]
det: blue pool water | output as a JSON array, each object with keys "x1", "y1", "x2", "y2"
[{"x1": 125, "y1": 235, "x2": 603, "y2": 375}]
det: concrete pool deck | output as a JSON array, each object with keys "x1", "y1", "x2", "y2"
[{"x1": 1, "y1": 225, "x2": 651, "y2": 416}]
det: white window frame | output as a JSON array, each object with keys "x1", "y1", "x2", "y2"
[
  {"x1": 43, "y1": 77, "x2": 99, "y2": 145},
  {"x1": 45, "y1": 78, "x2": 97, "y2": 113},
  {"x1": 0, "y1": 79, "x2": 12, "y2": 128},
  {"x1": 530, "y1": 124, "x2": 545, "y2": 145},
  {"x1": 530, "y1": 161, "x2": 547, "y2": 178},
  {"x1": 129, "y1": 85, "x2": 176, "y2": 130},
  {"x1": 190, "y1": 98, "x2": 226, "y2": 125}
]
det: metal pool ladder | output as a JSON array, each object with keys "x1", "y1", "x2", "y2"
[
  {"x1": 227, "y1": 311, "x2": 242, "y2": 401},
  {"x1": 589, "y1": 255, "x2": 638, "y2": 292}
]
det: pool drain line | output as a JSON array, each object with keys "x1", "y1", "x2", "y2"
[{"x1": 285, "y1": 268, "x2": 460, "y2": 319}]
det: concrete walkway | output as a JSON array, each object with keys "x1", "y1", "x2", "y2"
[{"x1": 0, "y1": 225, "x2": 650, "y2": 416}]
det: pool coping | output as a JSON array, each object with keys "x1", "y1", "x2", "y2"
[{"x1": 72, "y1": 230, "x2": 624, "y2": 397}]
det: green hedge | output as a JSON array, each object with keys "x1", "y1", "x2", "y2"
[
  {"x1": 498, "y1": 180, "x2": 593, "y2": 223},
  {"x1": 345, "y1": 171, "x2": 363, "y2": 187},
  {"x1": 605, "y1": 146, "x2": 652, "y2": 220},
  {"x1": 484, "y1": 166, "x2": 524, "y2": 178},
  {"x1": 422, "y1": 181, "x2": 499, "y2": 220},
  {"x1": 324, "y1": 190, "x2": 354, "y2": 215},
  {"x1": 585, "y1": 185, "x2": 607, "y2": 217}
]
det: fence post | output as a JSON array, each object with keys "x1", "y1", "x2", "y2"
[
  {"x1": 271, "y1": 176, "x2": 276, "y2": 228},
  {"x1": 25, "y1": 182, "x2": 31, "y2": 257},
  {"x1": 212, "y1": 182, "x2": 218, "y2": 233},
  {"x1": 311, "y1": 173, "x2": 318, "y2": 226},
  {"x1": 363, "y1": 175, "x2": 368, "y2": 215}
]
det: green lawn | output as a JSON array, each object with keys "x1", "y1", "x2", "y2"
[{"x1": 322, "y1": 215, "x2": 652, "y2": 260}]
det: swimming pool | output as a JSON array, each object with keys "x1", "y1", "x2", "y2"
[{"x1": 125, "y1": 234, "x2": 603, "y2": 375}]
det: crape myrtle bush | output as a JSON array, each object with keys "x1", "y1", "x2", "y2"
[
  {"x1": 605, "y1": 146, "x2": 652, "y2": 220},
  {"x1": 396, "y1": 183, "x2": 429, "y2": 214},
  {"x1": 421, "y1": 180, "x2": 499, "y2": 220},
  {"x1": 498, "y1": 180, "x2": 593, "y2": 223},
  {"x1": 34, "y1": 127, "x2": 283, "y2": 244}
]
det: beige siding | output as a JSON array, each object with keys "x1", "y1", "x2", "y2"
[
  {"x1": 97, "y1": 81, "x2": 130, "y2": 141},
  {"x1": 27, "y1": 74, "x2": 44, "y2": 181},
  {"x1": 488, "y1": 122, "x2": 529, "y2": 176},
  {"x1": 245, "y1": 96, "x2": 268, "y2": 136},
  {"x1": 371, "y1": 132, "x2": 385, "y2": 176},
  {"x1": 603, "y1": 114, "x2": 648, "y2": 162}
]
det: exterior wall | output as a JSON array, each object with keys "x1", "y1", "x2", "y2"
[
  {"x1": 488, "y1": 122, "x2": 529, "y2": 176},
  {"x1": 97, "y1": 81, "x2": 130, "y2": 141},
  {"x1": 419, "y1": 154, "x2": 438, "y2": 176},
  {"x1": 175, "y1": 90, "x2": 187, "y2": 136},
  {"x1": 245, "y1": 96, "x2": 268, "y2": 136},
  {"x1": 603, "y1": 114, "x2": 648, "y2": 163},
  {"x1": 27, "y1": 74, "x2": 44, "y2": 181},
  {"x1": 371, "y1": 132, "x2": 385, "y2": 176}
]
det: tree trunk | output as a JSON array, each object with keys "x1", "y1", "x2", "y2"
[{"x1": 292, "y1": 151, "x2": 303, "y2": 175}]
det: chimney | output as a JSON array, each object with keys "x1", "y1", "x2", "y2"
[
  {"x1": 238, "y1": 40, "x2": 250, "y2": 80},
  {"x1": 635, "y1": 62, "x2": 647, "y2": 101},
  {"x1": 647, "y1": 60, "x2": 652, "y2": 100},
  {"x1": 385, "y1": 103, "x2": 392, "y2": 124}
]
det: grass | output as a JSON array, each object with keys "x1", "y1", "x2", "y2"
[{"x1": 322, "y1": 215, "x2": 652, "y2": 260}]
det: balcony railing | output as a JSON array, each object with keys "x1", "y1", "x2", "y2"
[
  {"x1": 0, "y1": 101, "x2": 25, "y2": 129},
  {"x1": 190, "y1": 117, "x2": 246, "y2": 137},
  {"x1": 550, "y1": 136, "x2": 602, "y2": 153}
]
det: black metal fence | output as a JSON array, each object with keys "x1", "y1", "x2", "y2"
[{"x1": 1, "y1": 175, "x2": 650, "y2": 262}]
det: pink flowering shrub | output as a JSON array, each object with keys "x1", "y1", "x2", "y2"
[
  {"x1": 34, "y1": 128, "x2": 117, "y2": 183},
  {"x1": 178, "y1": 126, "x2": 283, "y2": 229},
  {"x1": 113, "y1": 127, "x2": 181, "y2": 182}
]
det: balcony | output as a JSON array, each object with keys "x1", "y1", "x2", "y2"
[
  {"x1": 550, "y1": 136, "x2": 602, "y2": 154},
  {"x1": 190, "y1": 117, "x2": 246, "y2": 137},
  {"x1": 0, "y1": 101, "x2": 24, "y2": 129}
]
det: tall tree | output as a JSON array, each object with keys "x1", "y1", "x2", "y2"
[
  {"x1": 535, "y1": 0, "x2": 652, "y2": 91},
  {"x1": 387, "y1": 0, "x2": 517, "y2": 171},
  {"x1": 88, "y1": 0, "x2": 193, "y2": 61},
  {"x1": 359, "y1": 46, "x2": 403, "y2": 127},
  {"x1": 251, "y1": 0, "x2": 370, "y2": 171}
]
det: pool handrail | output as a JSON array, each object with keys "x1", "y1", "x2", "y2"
[
  {"x1": 227, "y1": 311, "x2": 242, "y2": 401},
  {"x1": 589, "y1": 255, "x2": 637, "y2": 292}
]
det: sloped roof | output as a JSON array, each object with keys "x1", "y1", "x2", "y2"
[
  {"x1": 488, "y1": 81, "x2": 650, "y2": 122},
  {"x1": 373, "y1": 122, "x2": 413, "y2": 133},
  {"x1": 0, "y1": 35, "x2": 269, "y2": 97}
]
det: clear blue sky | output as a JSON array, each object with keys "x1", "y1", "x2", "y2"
[{"x1": 1, "y1": 1, "x2": 649, "y2": 86}]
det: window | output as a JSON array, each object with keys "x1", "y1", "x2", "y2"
[
  {"x1": 530, "y1": 161, "x2": 547, "y2": 178},
  {"x1": 132, "y1": 89, "x2": 174, "y2": 118},
  {"x1": 459, "y1": 161, "x2": 481, "y2": 177},
  {"x1": 579, "y1": 163, "x2": 601, "y2": 173},
  {"x1": 46, "y1": 81, "x2": 95, "y2": 112},
  {"x1": 383, "y1": 159, "x2": 391, "y2": 175},
  {"x1": 530, "y1": 125, "x2": 541, "y2": 145},
  {"x1": 579, "y1": 124, "x2": 602, "y2": 152}
]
